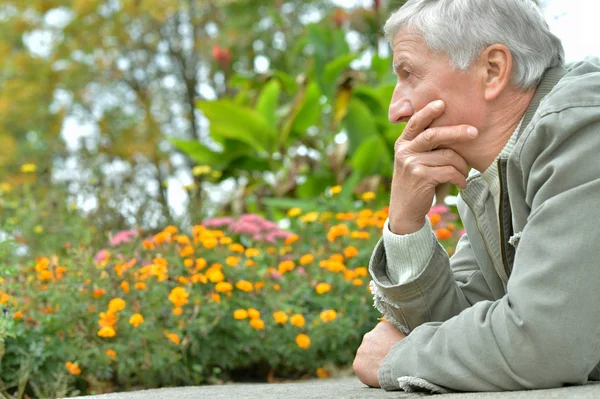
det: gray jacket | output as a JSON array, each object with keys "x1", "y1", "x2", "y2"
[{"x1": 369, "y1": 62, "x2": 600, "y2": 392}]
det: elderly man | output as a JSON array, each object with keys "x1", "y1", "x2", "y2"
[{"x1": 353, "y1": 0, "x2": 600, "y2": 393}]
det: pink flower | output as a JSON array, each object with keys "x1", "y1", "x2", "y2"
[
  {"x1": 202, "y1": 217, "x2": 234, "y2": 228},
  {"x1": 109, "y1": 230, "x2": 137, "y2": 247},
  {"x1": 94, "y1": 249, "x2": 109, "y2": 265},
  {"x1": 296, "y1": 267, "x2": 306, "y2": 276},
  {"x1": 269, "y1": 270, "x2": 283, "y2": 281},
  {"x1": 428, "y1": 205, "x2": 449, "y2": 216}
]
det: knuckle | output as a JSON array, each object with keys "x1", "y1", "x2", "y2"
[
  {"x1": 441, "y1": 148, "x2": 454, "y2": 161},
  {"x1": 422, "y1": 129, "x2": 436, "y2": 143}
]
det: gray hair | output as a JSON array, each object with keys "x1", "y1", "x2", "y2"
[{"x1": 384, "y1": 0, "x2": 565, "y2": 90}]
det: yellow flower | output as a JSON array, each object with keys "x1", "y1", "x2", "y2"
[
  {"x1": 65, "y1": 361, "x2": 81, "y2": 375},
  {"x1": 234, "y1": 309, "x2": 248, "y2": 320},
  {"x1": 290, "y1": 314, "x2": 305, "y2": 328},
  {"x1": 285, "y1": 234, "x2": 299, "y2": 245},
  {"x1": 206, "y1": 268, "x2": 224, "y2": 283},
  {"x1": 0, "y1": 182, "x2": 12, "y2": 192},
  {"x1": 179, "y1": 245, "x2": 194, "y2": 257},
  {"x1": 98, "y1": 326, "x2": 116, "y2": 338},
  {"x1": 33, "y1": 225, "x2": 43, "y2": 234},
  {"x1": 278, "y1": 260, "x2": 295, "y2": 274},
  {"x1": 20, "y1": 163, "x2": 37, "y2": 173},
  {"x1": 120, "y1": 281, "x2": 130, "y2": 293},
  {"x1": 245, "y1": 248, "x2": 260, "y2": 257},
  {"x1": 299, "y1": 254, "x2": 314, "y2": 265},
  {"x1": 226, "y1": 256, "x2": 240, "y2": 267},
  {"x1": 343, "y1": 246, "x2": 359, "y2": 259},
  {"x1": 106, "y1": 349, "x2": 117, "y2": 360},
  {"x1": 300, "y1": 212, "x2": 319, "y2": 223},
  {"x1": 352, "y1": 278, "x2": 363, "y2": 286},
  {"x1": 98, "y1": 312, "x2": 117, "y2": 328},
  {"x1": 215, "y1": 282, "x2": 233, "y2": 293},
  {"x1": 273, "y1": 311, "x2": 288, "y2": 325},
  {"x1": 219, "y1": 236, "x2": 232, "y2": 245},
  {"x1": 316, "y1": 367, "x2": 331, "y2": 378},
  {"x1": 315, "y1": 283, "x2": 332, "y2": 294},
  {"x1": 250, "y1": 318, "x2": 265, "y2": 330},
  {"x1": 134, "y1": 282, "x2": 147, "y2": 290},
  {"x1": 172, "y1": 307, "x2": 183, "y2": 316},
  {"x1": 229, "y1": 243, "x2": 245, "y2": 253},
  {"x1": 192, "y1": 165, "x2": 212, "y2": 176},
  {"x1": 107, "y1": 298, "x2": 126, "y2": 314},
  {"x1": 129, "y1": 313, "x2": 144, "y2": 327},
  {"x1": 287, "y1": 208, "x2": 302, "y2": 217},
  {"x1": 247, "y1": 308, "x2": 260, "y2": 320},
  {"x1": 245, "y1": 260, "x2": 256, "y2": 267},
  {"x1": 353, "y1": 267, "x2": 368, "y2": 277},
  {"x1": 235, "y1": 280, "x2": 253, "y2": 292},
  {"x1": 273, "y1": 284, "x2": 280, "y2": 291},
  {"x1": 168, "y1": 287, "x2": 189, "y2": 307},
  {"x1": 320, "y1": 309, "x2": 337, "y2": 323},
  {"x1": 330, "y1": 185, "x2": 342, "y2": 195},
  {"x1": 361, "y1": 191, "x2": 376, "y2": 201},
  {"x1": 195, "y1": 258, "x2": 207, "y2": 270},
  {"x1": 191, "y1": 273, "x2": 208, "y2": 284},
  {"x1": 296, "y1": 334, "x2": 311, "y2": 349},
  {"x1": 166, "y1": 332, "x2": 181, "y2": 345}
]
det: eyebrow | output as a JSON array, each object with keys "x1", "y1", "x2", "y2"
[{"x1": 392, "y1": 58, "x2": 413, "y2": 73}]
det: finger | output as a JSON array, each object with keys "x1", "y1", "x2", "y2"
[
  {"x1": 399, "y1": 148, "x2": 469, "y2": 178},
  {"x1": 429, "y1": 165, "x2": 468, "y2": 189},
  {"x1": 399, "y1": 100, "x2": 445, "y2": 142},
  {"x1": 411, "y1": 125, "x2": 478, "y2": 152}
]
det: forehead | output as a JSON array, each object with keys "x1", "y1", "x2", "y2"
[{"x1": 391, "y1": 27, "x2": 434, "y2": 63}]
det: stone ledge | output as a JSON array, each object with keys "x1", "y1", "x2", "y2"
[{"x1": 71, "y1": 377, "x2": 600, "y2": 399}]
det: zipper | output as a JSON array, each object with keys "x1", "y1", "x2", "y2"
[
  {"x1": 463, "y1": 199, "x2": 509, "y2": 286},
  {"x1": 497, "y1": 159, "x2": 512, "y2": 281}
]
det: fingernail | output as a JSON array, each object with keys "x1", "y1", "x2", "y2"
[
  {"x1": 467, "y1": 127, "x2": 478, "y2": 137},
  {"x1": 432, "y1": 100, "x2": 444, "y2": 111}
]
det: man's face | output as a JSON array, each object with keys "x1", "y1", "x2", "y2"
[{"x1": 389, "y1": 28, "x2": 485, "y2": 131}]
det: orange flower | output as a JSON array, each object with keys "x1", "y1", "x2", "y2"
[
  {"x1": 202, "y1": 238, "x2": 218, "y2": 249},
  {"x1": 435, "y1": 228, "x2": 453, "y2": 240},
  {"x1": 13, "y1": 311, "x2": 23, "y2": 320},
  {"x1": 65, "y1": 361, "x2": 81, "y2": 375},
  {"x1": 107, "y1": 298, "x2": 126, "y2": 314},
  {"x1": 183, "y1": 259, "x2": 194, "y2": 267},
  {"x1": 215, "y1": 282, "x2": 233, "y2": 293},
  {"x1": 247, "y1": 308, "x2": 260, "y2": 319},
  {"x1": 245, "y1": 248, "x2": 260, "y2": 257},
  {"x1": 206, "y1": 268, "x2": 224, "y2": 283},
  {"x1": 179, "y1": 245, "x2": 194, "y2": 258},
  {"x1": 351, "y1": 231, "x2": 370, "y2": 240},
  {"x1": 352, "y1": 279, "x2": 363, "y2": 286},
  {"x1": 229, "y1": 243, "x2": 245, "y2": 253},
  {"x1": 92, "y1": 288, "x2": 106, "y2": 299},
  {"x1": 316, "y1": 367, "x2": 331, "y2": 378},
  {"x1": 319, "y1": 309, "x2": 337, "y2": 323},
  {"x1": 195, "y1": 258, "x2": 207, "y2": 270},
  {"x1": 249, "y1": 318, "x2": 265, "y2": 330},
  {"x1": 172, "y1": 307, "x2": 183, "y2": 316},
  {"x1": 219, "y1": 236, "x2": 232, "y2": 245},
  {"x1": 284, "y1": 234, "x2": 299, "y2": 245},
  {"x1": 273, "y1": 284, "x2": 280, "y2": 291},
  {"x1": 429, "y1": 213, "x2": 442, "y2": 226},
  {"x1": 98, "y1": 326, "x2": 116, "y2": 338},
  {"x1": 245, "y1": 260, "x2": 256, "y2": 267},
  {"x1": 164, "y1": 226, "x2": 178, "y2": 235},
  {"x1": 353, "y1": 267, "x2": 368, "y2": 277},
  {"x1": 327, "y1": 224, "x2": 350, "y2": 242},
  {"x1": 273, "y1": 311, "x2": 288, "y2": 324},
  {"x1": 106, "y1": 349, "x2": 117, "y2": 360},
  {"x1": 211, "y1": 293, "x2": 221, "y2": 303},
  {"x1": 254, "y1": 281, "x2": 265, "y2": 290},
  {"x1": 315, "y1": 283, "x2": 332, "y2": 294},
  {"x1": 98, "y1": 312, "x2": 117, "y2": 328},
  {"x1": 142, "y1": 240, "x2": 155, "y2": 250},
  {"x1": 290, "y1": 314, "x2": 305, "y2": 328},
  {"x1": 168, "y1": 287, "x2": 189, "y2": 307},
  {"x1": 343, "y1": 246, "x2": 359, "y2": 258},
  {"x1": 235, "y1": 280, "x2": 253, "y2": 292},
  {"x1": 226, "y1": 256, "x2": 240, "y2": 267},
  {"x1": 191, "y1": 273, "x2": 208, "y2": 284},
  {"x1": 134, "y1": 282, "x2": 147, "y2": 290},
  {"x1": 299, "y1": 254, "x2": 314, "y2": 265},
  {"x1": 166, "y1": 332, "x2": 180, "y2": 345},
  {"x1": 335, "y1": 212, "x2": 355, "y2": 221},
  {"x1": 233, "y1": 309, "x2": 248, "y2": 320},
  {"x1": 296, "y1": 334, "x2": 311, "y2": 349},
  {"x1": 178, "y1": 276, "x2": 190, "y2": 285},
  {"x1": 129, "y1": 313, "x2": 144, "y2": 327},
  {"x1": 120, "y1": 281, "x2": 130, "y2": 294},
  {"x1": 278, "y1": 260, "x2": 295, "y2": 274}
]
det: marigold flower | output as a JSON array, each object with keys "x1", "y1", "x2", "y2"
[
  {"x1": 254, "y1": 281, "x2": 265, "y2": 290},
  {"x1": 20, "y1": 163, "x2": 37, "y2": 173},
  {"x1": 245, "y1": 248, "x2": 260, "y2": 257},
  {"x1": 120, "y1": 281, "x2": 130, "y2": 293},
  {"x1": 245, "y1": 260, "x2": 256, "y2": 267},
  {"x1": 436, "y1": 228, "x2": 453, "y2": 240},
  {"x1": 13, "y1": 311, "x2": 23, "y2": 320},
  {"x1": 142, "y1": 240, "x2": 155, "y2": 250},
  {"x1": 168, "y1": 287, "x2": 189, "y2": 307},
  {"x1": 108, "y1": 298, "x2": 126, "y2": 314},
  {"x1": 106, "y1": 349, "x2": 117, "y2": 360},
  {"x1": 166, "y1": 332, "x2": 180, "y2": 345},
  {"x1": 351, "y1": 231, "x2": 370, "y2": 240},
  {"x1": 195, "y1": 258, "x2": 207, "y2": 270},
  {"x1": 233, "y1": 309, "x2": 248, "y2": 320},
  {"x1": 315, "y1": 283, "x2": 332, "y2": 294},
  {"x1": 134, "y1": 282, "x2": 147, "y2": 290},
  {"x1": 229, "y1": 243, "x2": 245, "y2": 253},
  {"x1": 184, "y1": 259, "x2": 194, "y2": 267},
  {"x1": 343, "y1": 246, "x2": 359, "y2": 258},
  {"x1": 215, "y1": 282, "x2": 233, "y2": 293},
  {"x1": 353, "y1": 267, "x2": 368, "y2": 277},
  {"x1": 284, "y1": 234, "x2": 299, "y2": 245},
  {"x1": 361, "y1": 191, "x2": 376, "y2": 201},
  {"x1": 219, "y1": 236, "x2": 232, "y2": 245},
  {"x1": 98, "y1": 312, "x2": 117, "y2": 328},
  {"x1": 178, "y1": 276, "x2": 190, "y2": 285},
  {"x1": 278, "y1": 260, "x2": 295, "y2": 274},
  {"x1": 129, "y1": 313, "x2": 144, "y2": 327},
  {"x1": 65, "y1": 361, "x2": 81, "y2": 375},
  {"x1": 316, "y1": 367, "x2": 331, "y2": 378},
  {"x1": 236, "y1": 280, "x2": 253, "y2": 292},
  {"x1": 247, "y1": 308, "x2": 260, "y2": 319},
  {"x1": 290, "y1": 314, "x2": 305, "y2": 328},
  {"x1": 320, "y1": 309, "x2": 337, "y2": 323},
  {"x1": 273, "y1": 311, "x2": 288, "y2": 324},
  {"x1": 330, "y1": 185, "x2": 342, "y2": 195},
  {"x1": 191, "y1": 273, "x2": 208, "y2": 284},
  {"x1": 352, "y1": 279, "x2": 363, "y2": 286},
  {"x1": 273, "y1": 284, "x2": 280, "y2": 291},
  {"x1": 172, "y1": 307, "x2": 183, "y2": 316},
  {"x1": 335, "y1": 212, "x2": 355, "y2": 221},
  {"x1": 202, "y1": 238, "x2": 218, "y2": 249},
  {"x1": 226, "y1": 256, "x2": 240, "y2": 267},
  {"x1": 296, "y1": 333, "x2": 311, "y2": 349},
  {"x1": 299, "y1": 254, "x2": 314, "y2": 265},
  {"x1": 327, "y1": 224, "x2": 350, "y2": 242},
  {"x1": 154, "y1": 231, "x2": 171, "y2": 245},
  {"x1": 250, "y1": 318, "x2": 265, "y2": 330},
  {"x1": 98, "y1": 326, "x2": 116, "y2": 338},
  {"x1": 287, "y1": 207, "x2": 302, "y2": 217},
  {"x1": 206, "y1": 268, "x2": 225, "y2": 283},
  {"x1": 179, "y1": 245, "x2": 194, "y2": 258},
  {"x1": 300, "y1": 212, "x2": 319, "y2": 223},
  {"x1": 429, "y1": 213, "x2": 442, "y2": 226},
  {"x1": 164, "y1": 226, "x2": 178, "y2": 235},
  {"x1": 211, "y1": 293, "x2": 221, "y2": 303}
]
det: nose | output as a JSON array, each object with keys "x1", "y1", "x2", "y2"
[{"x1": 388, "y1": 84, "x2": 414, "y2": 123}]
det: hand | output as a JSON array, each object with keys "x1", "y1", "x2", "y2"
[
  {"x1": 389, "y1": 100, "x2": 478, "y2": 234},
  {"x1": 353, "y1": 321, "x2": 407, "y2": 388}
]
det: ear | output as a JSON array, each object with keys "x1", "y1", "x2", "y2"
[{"x1": 480, "y1": 44, "x2": 512, "y2": 101}]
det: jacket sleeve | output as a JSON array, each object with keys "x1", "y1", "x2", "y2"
[
  {"x1": 369, "y1": 213, "x2": 495, "y2": 334},
  {"x1": 377, "y1": 106, "x2": 600, "y2": 391}
]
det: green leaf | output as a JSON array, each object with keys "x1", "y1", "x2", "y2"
[
  {"x1": 295, "y1": 171, "x2": 334, "y2": 199},
  {"x1": 351, "y1": 135, "x2": 393, "y2": 177},
  {"x1": 196, "y1": 100, "x2": 276, "y2": 153},
  {"x1": 169, "y1": 139, "x2": 228, "y2": 169},
  {"x1": 342, "y1": 98, "x2": 378, "y2": 154},
  {"x1": 257, "y1": 79, "x2": 281, "y2": 130},
  {"x1": 371, "y1": 55, "x2": 392, "y2": 81},
  {"x1": 272, "y1": 70, "x2": 298, "y2": 93},
  {"x1": 262, "y1": 197, "x2": 320, "y2": 211},
  {"x1": 323, "y1": 54, "x2": 358, "y2": 84},
  {"x1": 285, "y1": 82, "x2": 322, "y2": 139},
  {"x1": 353, "y1": 87, "x2": 386, "y2": 118}
]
